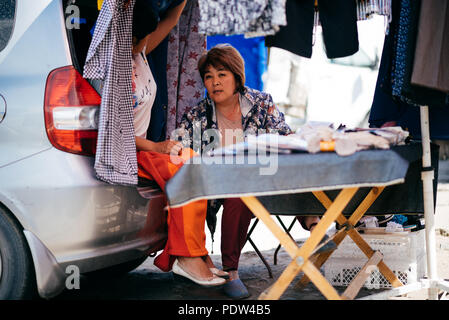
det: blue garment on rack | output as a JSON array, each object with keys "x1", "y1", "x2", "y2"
[
  {"x1": 370, "y1": 0, "x2": 449, "y2": 140},
  {"x1": 207, "y1": 34, "x2": 267, "y2": 91},
  {"x1": 390, "y1": 0, "x2": 448, "y2": 107},
  {"x1": 392, "y1": 215, "x2": 407, "y2": 226},
  {"x1": 370, "y1": 83, "x2": 449, "y2": 140},
  {"x1": 391, "y1": 0, "x2": 411, "y2": 101},
  {"x1": 370, "y1": 35, "x2": 449, "y2": 140}
]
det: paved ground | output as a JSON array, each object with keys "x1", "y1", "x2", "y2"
[{"x1": 54, "y1": 233, "x2": 449, "y2": 300}]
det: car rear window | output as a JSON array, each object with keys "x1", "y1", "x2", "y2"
[{"x1": 0, "y1": 0, "x2": 16, "y2": 52}]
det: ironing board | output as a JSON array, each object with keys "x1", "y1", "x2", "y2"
[{"x1": 165, "y1": 142, "x2": 434, "y2": 299}]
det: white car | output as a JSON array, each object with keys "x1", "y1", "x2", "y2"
[{"x1": 0, "y1": 0, "x2": 164, "y2": 299}]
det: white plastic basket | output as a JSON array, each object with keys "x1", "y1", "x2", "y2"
[{"x1": 324, "y1": 230, "x2": 427, "y2": 289}]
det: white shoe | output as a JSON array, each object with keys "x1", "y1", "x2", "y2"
[
  {"x1": 210, "y1": 267, "x2": 229, "y2": 278},
  {"x1": 172, "y1": 259, "x2": 226, "y2": 287}
]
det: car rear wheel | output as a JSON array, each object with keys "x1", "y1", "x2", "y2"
[{"x1": 0, "y1": 207, "x2": 37, "y2": 299}]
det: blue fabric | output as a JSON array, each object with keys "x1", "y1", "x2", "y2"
[
  {"x1": 390, "y1": 0, "x2": 448, "y2": 107},
  {"x1": 370, "y1": 88, "x2": 449, "y2": 140},
  {"x1": 223, "y1": 279, "x2": 250, "y2": 299},
  {"x1": 147, "y1": 37, "x2": 169, "y2": 142},
  {"x1": 391, "y1": 0, "x2": 411, "y2": 100},
  {"x1": 369, "y1": 0, "x2": 449, "y2": 140},
  {"x1": 207, "y1": 34, "x2": 267, "y2": 91},
  {"x1": 392, "y1": 215, "x2": 408, "y2": 226}
]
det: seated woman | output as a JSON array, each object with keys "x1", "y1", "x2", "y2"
[
  {"x1": 131, "y1": 0, "x2": 225, "y2": 287},
  {"x1": 179, "y1": 44, "x2": 321, "y2": 298}
]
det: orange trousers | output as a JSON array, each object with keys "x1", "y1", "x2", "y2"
[{"x1": 137, "y1": 149, "x2": 208, "y2": 272}]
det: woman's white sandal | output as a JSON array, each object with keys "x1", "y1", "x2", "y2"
[
  {"x1": 172, "y1": 259, "x2": 226, "y2": 287},
  {"x1": 209, "y1": 267, "x2": 229, "y2": 278}
]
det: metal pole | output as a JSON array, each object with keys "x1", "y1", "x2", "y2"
[{"x1": 420, "y1": 105, "x2": 439, "y2": 299}]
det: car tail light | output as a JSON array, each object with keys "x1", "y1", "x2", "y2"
[{"x1": 44, "y1": 66, "x2": 100, "y2": 156}]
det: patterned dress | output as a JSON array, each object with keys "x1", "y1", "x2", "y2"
[
  {"x1": 165, "y1": 0, "x2": 206, "y2": 139},
  {"x1": 197, "y1": 0, "x2": 287, "y2": 37}
]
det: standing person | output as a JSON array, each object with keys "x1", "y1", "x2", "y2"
[
  {"x1": 131, "y1": 0, "x2": 225, "y2": 287},
  {"x1": 179, "y1": 44, "x2": 321, "y2": 298},
  {"x1": 144, "y1": 0, "x2": 193, "y2": 143}
]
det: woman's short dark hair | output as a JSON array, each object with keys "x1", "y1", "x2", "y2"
[
  {"x1": 132, "y1": 0, "x2": 158, "y2": 41},
  {"x1": 198, "y1": 44, "x2": 246, "y2": 92}
]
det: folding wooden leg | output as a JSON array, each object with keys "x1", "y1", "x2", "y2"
[
  {"x1": 295, "y1": 188, "x2": 359, "y2": 259},
  {"x1": 259, "y1": 258, "x2": 305, "y2": 300},
  {"x1": 341, "y1": 251, "x2": 383, "y2": 300},
  {"x1": 242, "y1": 185, "x2": 404, "y2": 300},
  {"x1": 302, "y1": 260, "x2": 342, "y2": 300},
  {"x1": 240, "y1": 196, "x2": 299, "y2": 258},
  {"x1": 241, "y1": 188, "x2": 358, "y2": 300},
  {"x1": 297, "y1": 187, "x2": 403, "y2": 292},
  {"x1": 297, "y1": 188, "x2": 385, "y2": 288},
  {"x1": 295, "y1": 227, "x2": 348, "y2": 289},
  {"x1": 345, "y1": 228, "x2": 403, "y2": 288}
]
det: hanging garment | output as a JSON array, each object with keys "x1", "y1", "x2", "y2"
[
  {"x1": 265, "y1": 0, "x2": 359, "y2": 59},
  {"x1": 355, "y1": 0, "x2": 392, "y2": 22},
  {"x1": 391, "y1": 0, "x2": 448, "y2": 107},
  {"x1": 84, "y1": 0, "x2": 138, "y2": 185},
  {"x1": 375, "y1": 0, "x2": 401, "y2": 98},
  {"x1": 369, "y1": 33, "x2": 412, "y2": 129},
  {"x1": 207, "y1": 34, "x2": 267, "y2": 91},
  {"x1": 244, "y1": 0, "x2": 287, "y2": 38},
  {"x1": 132, "y1": 49, "x2": 157, "y2": 138},
  {"x1": 197, "y1": 0, "x2": 286, "y2": 37},
  {"x1": 370, "y1": 0, "x2": 449, "y2": 140},
  {"x1": 165, "y1": 0, "x2": 206, "y2": 140},
  {"x1": 411, "y1": 0, "x2": 449, "y2": 93},
  {"x1": 145, "y1": 0, "x2": 186, "y2": 143},
  {"x1": 370, "y1": 81, "x2": 449, "y2": 140}
]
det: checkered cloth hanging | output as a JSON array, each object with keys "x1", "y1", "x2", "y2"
[{"x1": 84, "y1": 0, "x2": 139, "y2": 185}]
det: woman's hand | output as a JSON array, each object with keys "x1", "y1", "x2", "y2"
[
  {"x1": 135, "y1": 136, "x2": 183, "y2": 155},
  {"x1": 154, "y1": 140, "x2": 183, "y2": 155}
]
